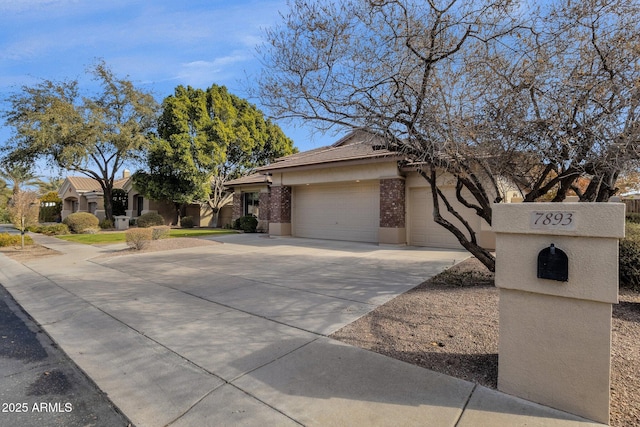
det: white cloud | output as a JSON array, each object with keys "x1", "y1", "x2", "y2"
[{"x1": 176, "y1": 52, "x2": 253, "y2": 87}]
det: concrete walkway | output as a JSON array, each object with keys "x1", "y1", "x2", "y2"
[{"x1": 0, "y1": 233, "x2": 605, "y2": 426}]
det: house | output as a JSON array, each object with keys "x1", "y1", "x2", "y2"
[
  {"x1": 59, "y1": 176, "x2": 129, "y2": 221},
  {"x1": 59, "y1": 172, "x2": 232, "y2": 227},
  {"x1": 226, "y1": 130, "x2": 520, "y2": 249}
]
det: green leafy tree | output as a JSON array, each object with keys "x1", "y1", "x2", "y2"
[
  {"x1": 2, "y1": 61, "x2": 158, "y2": 221},
  {"x1": 134, "y1": 84, "x2": 296, "y2": 226}
]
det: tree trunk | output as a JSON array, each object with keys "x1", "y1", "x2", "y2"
[
  {"x1": 175, "y1": 203, "x2": 181, "y2": 227},
  {"x1": 212, "y1": 208, "x2": 220, "y2": 228},
  {"x1": 103, "y1": 186, "x2": 114, "y2": 221}
]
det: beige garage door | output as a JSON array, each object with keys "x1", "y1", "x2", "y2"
[
  {"x1": 293, "y1": 182, "x2": 380, "y2": 242},
  {"x1": 410, "y1": 187, "x2": 477, "y2": 249}
]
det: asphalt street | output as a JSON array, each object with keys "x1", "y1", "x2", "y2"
[{"x1": 0, "y1": 283, "x2": 132, "y2": 427}]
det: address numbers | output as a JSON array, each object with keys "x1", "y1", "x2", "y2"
[{"x1": 530, "y1": 211, "x2": 576, "y2": 231}]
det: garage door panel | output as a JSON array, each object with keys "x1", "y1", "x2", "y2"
[
  {"x1": 410, "y1": 187, "x2": 477, "y2": 249},
  {"x1": 293, "y1": 183, "x2": 380, "y2": 243}
]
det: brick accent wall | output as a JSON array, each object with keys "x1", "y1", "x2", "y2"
[
  {"x1": 269, "y1": 186, "x2": 292, "y2": 223},
  {"x1": 380, "y1": 178, "x2": 405, "y2": 228},
  {"x1": 232, "y1": 193, "x2": 242, "y2": 221},
  {"x1": 258, "y1": 192, "x2": 270, "y2": 221}
]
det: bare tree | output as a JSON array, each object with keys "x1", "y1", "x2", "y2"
[
  {"x1": 258, "y1": 0, "x2": 640, "y2": 271},
  {"x1": 7, "y1": 190, "x2": 39, "y2": 248},
  {"x1": 207, "y1": 167, "x2": 234, "y2": 227}
]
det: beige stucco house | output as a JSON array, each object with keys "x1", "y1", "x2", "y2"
[
  {"x1": 59, "y1": 173, "x2": 232, "y2": 227},
  {"x1": 59, "y1": 176, "x2": 129, "y2": 221},
  {"x1": 226, "y1": 130, "x2": 519, "y2": 250}
]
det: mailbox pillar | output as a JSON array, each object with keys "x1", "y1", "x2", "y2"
[{"x1": 493, "y1": 202, "x2": 625, "y2": 424}]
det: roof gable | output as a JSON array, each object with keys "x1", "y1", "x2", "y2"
[
  {"x1": 59, "y1": 176, "x2": 130, "y2": 196},
  {"x1": 257, "y1": 130, "x2": 401, "y2": 173}
]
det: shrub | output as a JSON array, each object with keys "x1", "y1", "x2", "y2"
[
  {"x1": 39, "y1": 191, "x2": 62, "y2": 222},
  {"x1": 99, "y1": 219, "x2": 114, "y2": 230},
  {"x1": 620, "y1": 221, "x2": 640, "y2": 292},
  {"x1": 136, "y1": 212, "x2": 165, "y2": 228},
  {"x1": 180, "y1": 216, "x2": 195, "y2": 228},
  {"x1": 625, "y1": 212, "x2": 640, "y2": 224},
  {"x1": 151, "y1": 225, "x2": 170, "y2": 240},
  {"x1": 126, "y1": 228, "x2": 152, "y2": 250},
  {"x1": 0, "y1": 233, "x2": 33, "y2": 247},
  {"x1": 233, "y1": 215, "x2": 258, "y2": 233},
  {"x1": 63, "y1": 212, "x2": 99, "y2": 233},
  {"x1": 36, "y1": 224, "x2": 70, "y2": 236}
]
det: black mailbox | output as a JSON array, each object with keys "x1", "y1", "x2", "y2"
[{"x1": 537, "y1": 244, "x2": 568, "y2": 282}]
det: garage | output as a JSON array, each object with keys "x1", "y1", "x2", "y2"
[
  {"x1": 292, "y1": 181, "x2": 380, "y2": 242},
  {"x1": 409, "y1": 187, "x2": 478, "y2": 249}
]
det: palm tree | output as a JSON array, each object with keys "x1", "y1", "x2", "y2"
[
  {"x1": 36, "y1": 176, "x2": 64, "y2": 195},
  {"x1": 0, "y1": 164, "x2": 40, "y2": 195}
]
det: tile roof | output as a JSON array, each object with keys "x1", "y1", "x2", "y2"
[
  {"x1": 225, "y1": 173, "x2": 272, "y2": 187},
  {"x1": 257, "y1": 130, "x2": 401, "y2": 172},
  {"x1": 65, "y1": 176, "x2": 129, "y2": 192}
]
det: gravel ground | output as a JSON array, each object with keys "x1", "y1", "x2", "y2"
[{"x1": 330, "y1": 258, "x2": 640, "y2": 427}]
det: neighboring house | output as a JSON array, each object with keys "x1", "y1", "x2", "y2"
[
  {"x1": 226, "y1": 130, "x2": 521, "y2": 250},
  {"x1": 59, "y1": 172, "x2": 232, "y2": 227},
  {"x1": 59, "y1": 176, "x2": 129, "y2": 221}
]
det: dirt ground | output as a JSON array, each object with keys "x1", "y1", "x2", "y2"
[
  {"x1": 0, "y1": 244, "x2": 61, "y2": 262},
  {"x1": 331, "y1": 257, "x2": 640, "y2": 427},
  {"x1": 3, "y1": 243, "x2": 638, "y2": 425}
]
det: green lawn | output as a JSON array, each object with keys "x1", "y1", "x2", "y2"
[{"x1": 57, "y1": 228, "x2": 236, "y2": 244}]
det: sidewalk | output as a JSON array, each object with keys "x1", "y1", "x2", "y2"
[{"x1": 0, "y1": 233, "x2": 606, "y2": 426}]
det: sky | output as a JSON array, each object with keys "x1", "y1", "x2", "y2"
[{"x1": 0, "y1": 0, "x2": 339, "y2": 177}]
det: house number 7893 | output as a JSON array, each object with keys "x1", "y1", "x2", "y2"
[{"x1": 530, "y1": 211, "x2": 576, "y2": 231}]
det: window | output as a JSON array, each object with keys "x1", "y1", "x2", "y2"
[{"x1": 244, "y1": 192, "x2": 259, "y2": 217}]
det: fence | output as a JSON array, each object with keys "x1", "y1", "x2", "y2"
[{"x1": 623, "y1": 199, "x2": 640, "y2": 214}]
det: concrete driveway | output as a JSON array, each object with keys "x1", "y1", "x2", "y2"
[{"x1": 0, "y1": 233, "x2": 601, "y2": 427}]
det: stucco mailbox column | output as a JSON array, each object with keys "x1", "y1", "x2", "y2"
[
  {"x1": 492, "y1": 202, "x2": 624, "y2": 424},
  {"x1": 113, "y1": 215, "x2": 130, "y2": 230}
]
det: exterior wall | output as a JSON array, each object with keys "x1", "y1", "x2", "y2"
[
  {"x1": 232, "y1": 193, "x2": 242, "y2": 221},
  {"x1": 185, "y1": 204, "x2": 201, "y2": 224},
  {"x1": 219, "y1": 205, "x2": 233, "y2": 228},
  {"x1": 380, "y1": 178, "x2": 405, "y2": 228},
  {"x1": 269, "y1": 185, "x2": 292, "y2": 236},
  {"x1": 78, "y1": 196, "x2": 88, "y2": 212},
  {"x1": 149, "y1": 199, "x2": 178, "y2": 225},
  {"x1": 258, "y1": 191, "x2": 270, "y2": 221},
  {"x1": 405, "y1": 171, "x2": 493, "y2": 250},
  {"x1": 258, "y1": 190, "x2": 271, "y2": 232},
  {"x1": 271, "y1": 161, "x2": 400, "y2": 187}
]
